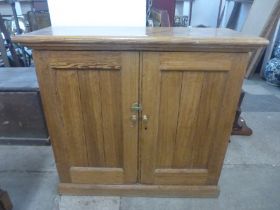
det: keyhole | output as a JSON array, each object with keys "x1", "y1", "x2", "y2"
[{"x1": 143, "y1": 115, "x2": 148, "y2": 130}]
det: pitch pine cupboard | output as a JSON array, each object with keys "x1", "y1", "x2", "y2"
[{"x1": 13, "y1": 27, "x2": 267, "y2": 197}]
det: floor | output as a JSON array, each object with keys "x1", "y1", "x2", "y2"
[{"x1": 0, "y1": 76, "x2": 280, "y2": 210}]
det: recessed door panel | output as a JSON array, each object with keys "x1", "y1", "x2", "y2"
[
  {"x1": 141, "y1": 52, "x2": 247, "y2": 185},
  {"x1": 34, "y1": 51, "x2": 139, "y2": 184}
]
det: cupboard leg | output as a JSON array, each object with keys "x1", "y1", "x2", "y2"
[{"x1": 231, "y1": 90, "x2": 253, "y2": 136}]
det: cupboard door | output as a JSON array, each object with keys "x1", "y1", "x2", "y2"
[
  {"x1": 141, "y1": 52, "x2": 248, "y2": 185},
  {"x1": 34, "y1": 51, "x2": 139, "y2": 184}
]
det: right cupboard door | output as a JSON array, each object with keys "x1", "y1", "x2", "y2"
[{"x1": 140, "y1": 52, "x2": 248, "y2": 185}]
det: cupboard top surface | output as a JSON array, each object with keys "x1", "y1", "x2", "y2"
[{"x1": 12, "y1": 27, "x2": 268, "y2": 51}]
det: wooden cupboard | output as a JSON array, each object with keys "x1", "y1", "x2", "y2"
[
  {"x1": 34, "y1": 51, "x2": 139, "y2": 185},
  {"x1": 13, "y1": 27, "x2": 267, "y2": 197}
]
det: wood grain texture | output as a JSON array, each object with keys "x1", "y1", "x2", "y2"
[
  {"x1": 190, "y1": 72, "x2": 227, "y2": 168},
  {"x1": 141, "y1": 52, "x2": 237, "y2": 186},
  {"x1": 99, "y1": 70, "x2": 123, "y2": 167},
  {"x1": 207, "y1": 53, "x2": 249, "y2": 184},
  {"x1": 120, "y1": 52, "x2": 139, "y2": 183},
  {"x1": 59, "y1": 183, "x2": 219, "y2": 197},
  {"x1": 12, "y1": 27, "x2": 268, "y2": 52},
  {"x1": 33, "y1": 50, "x2": 71, "y2": 182},
  {"x1": 140, "y1": 52, "x2": 161, "y2": 184},
  {"x1": 78, "y1": 71, "x2": 105, "y2": 166},
  {"x1": 49, "y1": 62, "x2": 121, "y2": 70},
  {"x1": 156, "y1": 72, "x2": 183, "y2": 168},
  {"x1": 172, "y1": 72, "x2": 205, "y2": 168},
  {"x1": 191, "y1": 72, "x2": 227, "y2": 168},
  {"x1": 138, "y1": 52, "x2": 144, "y2": 183},
  {"x1": 160, "y1": 52, "x2": 232, "y2": 71},
  {"x1": 27, "y1": 27, "x2": 261, "y2": 196},
  {"x1": 154, "y1": 169, "x2": 208, "y2": 185},
  {"x1": 35, "y1": 51, "x2": 139, "y2": 185},
  {"x1": 70, "y1": 167, "x2": 124, "y2": 184},
  {"x1": 54, "y1": 70, "x2": 88, "y2": 166}
]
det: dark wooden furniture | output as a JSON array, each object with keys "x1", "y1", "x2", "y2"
[
  {"x1": 232, "y1": 90, "x2": 253, "y2": 136},
  {"x1": 13, "y1": 27, "x2": 267, "y2": 197},
  {"x1": 0, "y1": 189, "x2": 12, "y2": 210},
  {"x1": 0, "y1": 67, "x2": 49, "y2": 145}
]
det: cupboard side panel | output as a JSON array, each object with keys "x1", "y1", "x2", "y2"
[
  {"x1": 33, "y1": 50, "x2": 71, "y2": 182},
  {"x1": 207, "y1": 53, "x2": 249, "y2": 184}
]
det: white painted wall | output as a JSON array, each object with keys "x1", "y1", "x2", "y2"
[
  {"x1": 175, "y1": 1, "x2": 184, "y2": 16},
  {"x1": 183, "y1": 2, "x2": 190, "y2": 16},
  {"x1": 175, "y1": 0, "x2": 224, "y2": 27},
  {"x1": 175, "y1": 1, "x2": 190, "y2": 16},
  {"x1": 47, "y1": 0, "x2": 146, "y2": 27},
  {"x1": 191, "y1": 0, "x2": 220, "y2": 27}
]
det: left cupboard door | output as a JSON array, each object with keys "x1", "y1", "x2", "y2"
[{"x1": 33, "y1": 51, "x2": 139, "y2": 184}]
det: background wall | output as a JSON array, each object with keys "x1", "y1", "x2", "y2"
[
  {"x1": 221, "y1": 1, "x2": 252, "y2": 30},
  {"x1": 235, "y1": 3, "x2": 252, "y2": 31},
  {"x1": 0, "y1": 0, "x2": 251, "y2": 30},
  {"x1": 175, "y1": 0, "x2": 252, "y2": 30},
  {"x1": 191, "y1": 0, "x2": 220, "y2": 27},
  {"x1": 47, "y1": 0, "x2": 146, "y2": 27},
  {"x1": 0, "y1": 1, "x2": 32, "y2": 16}
]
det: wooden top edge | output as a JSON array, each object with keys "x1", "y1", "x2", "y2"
[{"x1": 12, "y1": 26, "x2": 268, "y2": 50}]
